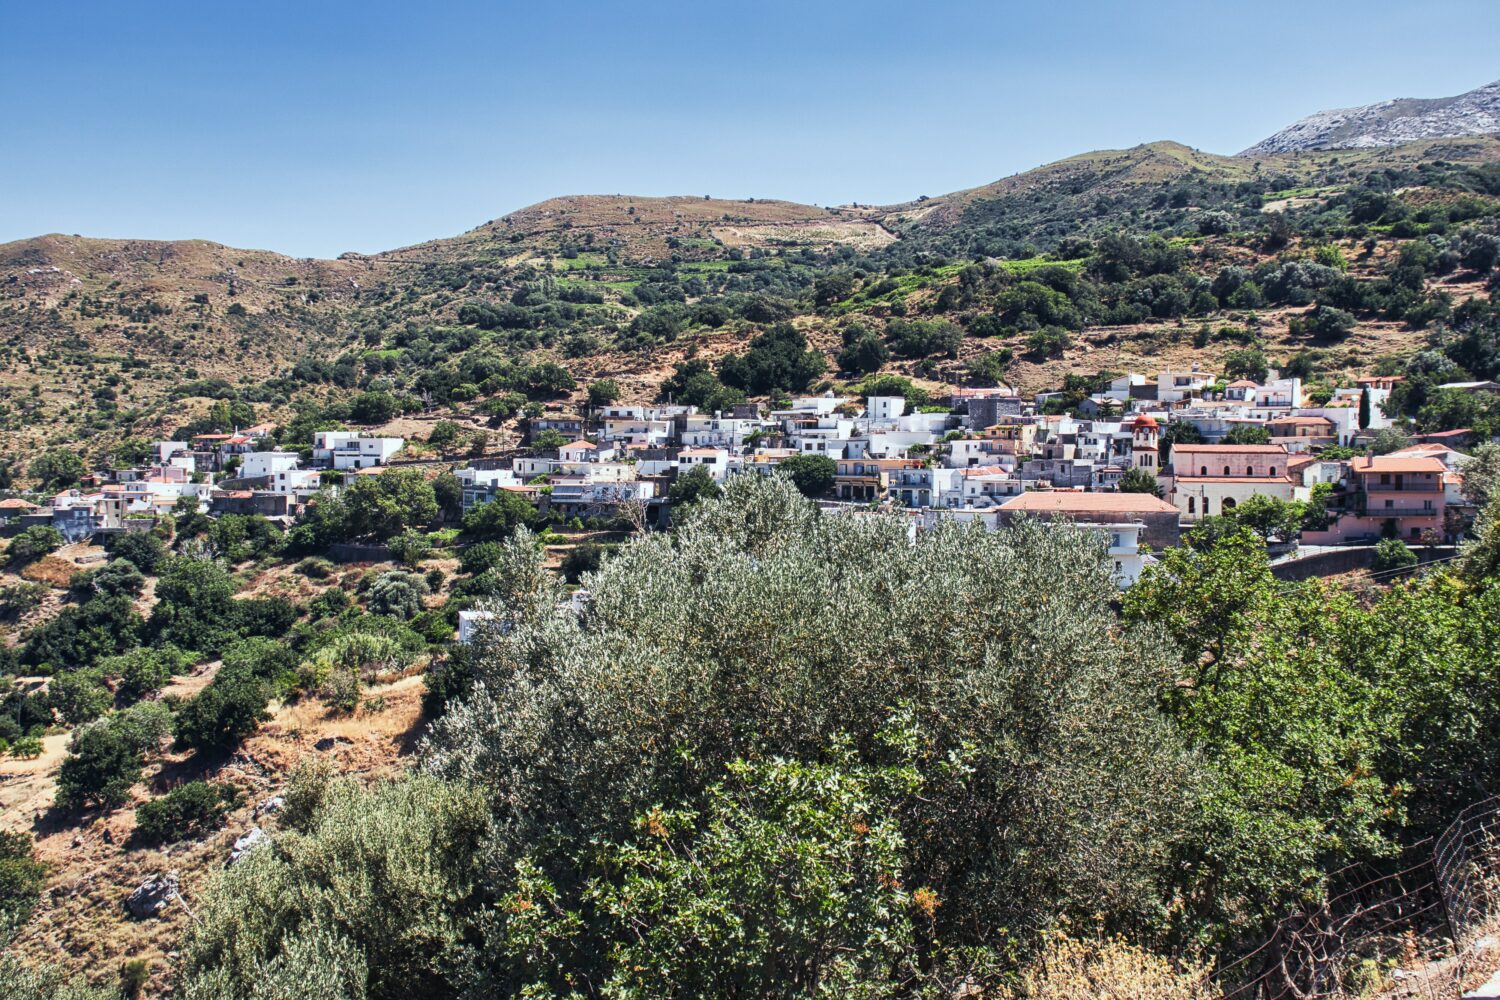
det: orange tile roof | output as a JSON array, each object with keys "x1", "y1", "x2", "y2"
[{"x1": 1352, "y1": 456, "x2": 1446, "y2": 475}]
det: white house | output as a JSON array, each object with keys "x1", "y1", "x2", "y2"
[
  {"x1": 312, "y1": 431, "x2": 405, "y2": 470},
  {"x1": 239, "y1": 451, "x2": 302, "y2": 480},
  {"x1": 1157, "y1": 367, "x2": 1219, "y2": 403},
  {"x1": 676, "y1": 447, "x2": 732, "y2": 481}
]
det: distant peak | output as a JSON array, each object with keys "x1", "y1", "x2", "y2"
[{"x1": 1242, "y1": 78, "x2": 1500, "y2": 155}]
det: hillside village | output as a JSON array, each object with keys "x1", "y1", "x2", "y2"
[
  {"x1": 5, "y1": 33, "x2": 1500, "y2": 998},
  {"x1": 11, "y1": 364, "x2": 1492, "y2": 595}
]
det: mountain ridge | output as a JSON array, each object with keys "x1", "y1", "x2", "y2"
[{"x1": 1243, "y1": 78, "x2": 1500, "y2": 155}]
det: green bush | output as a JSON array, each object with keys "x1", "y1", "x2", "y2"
[
  {"x1": 173, "y1": 664, "x2": 271, "y2": 754},
  {"x1": 133, "y1": 781, "x2": 241, "y2": 845},
  {"x1": 55, "y1": 702, "x2": 172, "y2": 810},
  {"x1": 1374, "y1": 537, "x2": 1419, "y2": 573},
  {"x1": 0, "y1": 830, "x2": 46, "y2": 928},
  {"x1": 7, "y1": 526, "x2": 63, "y2": 565}
]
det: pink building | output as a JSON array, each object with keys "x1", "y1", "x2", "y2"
[{"x1": 1304, "y1": 455, "x2": 1447, "y2": 544}]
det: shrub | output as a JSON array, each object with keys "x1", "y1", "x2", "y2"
[
  {"x1": 48, "y1": 669, "x2": 112, "y2": 726},
  {"x1": 0, "y1": 830, "x2": 47, "y2": 928},
  {"x1": 11, "y1": 736, "x2": 43, "y2": 759},
  {"x1": 366, "y1": 571, "x2": 430, "y2": 620},
  {"x1": 133, "y1": 781, "x2": 241, "y2": 845},
  {"x1": 173, "y1": 664, "x2": 271, "y2": 754},
  {"x1": 0, "y1": 582, "x2": 46, "y2": 620},
  {"x1": 1373, "y1": 538, "x2": 1419, "y2": 573},
  {"x1": 8, "y1": 526, "x2": 63, "y2": 565},
  {"x1": 55, "y1": 702, "x2": 172, "y2": 810},
  {"x1": 105, "y1": 532, "x2": 167, "y2": 574}
]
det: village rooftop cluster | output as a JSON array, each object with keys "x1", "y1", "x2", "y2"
[{"x1": 7, "y1": 366, "x2": 1496, "y2": 590}]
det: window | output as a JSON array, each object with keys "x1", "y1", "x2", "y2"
[
  {"x1": 1246, "y1": 467, "x2": 1253, "y2": 476},
  {"x1": 1423, "y1": 500, "x2": 1433, "y2": 511},
  {"x1": 1200, "y1": 466, "x2": 1208, "y2": 476},
  {"x1": 1188, "y1": 496, "x2": 1196, "y2": 514},
  {"x1": 1224, "y1": 466, "x2": 1232, "y2": 476},
  {"x1": 1384, "y1": 499, "x2": 1393, "y2": 509},
  {"x1": 1381, "y1": 473, "x2": 1391, "y2": 485},
  {"x1": 1269, "y1": 467, "x2": 1277, "y2": 476}
]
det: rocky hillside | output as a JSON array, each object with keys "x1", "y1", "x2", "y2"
[{"x1": 1243, "y1": 78, "x2": 1500, "y2": 154}]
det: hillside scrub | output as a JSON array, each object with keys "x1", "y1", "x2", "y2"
[{"x1": 165, "y1": 475, "x2": 1500, "y2": 998}]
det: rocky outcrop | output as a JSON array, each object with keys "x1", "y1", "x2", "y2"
[
  {"x1": 1243, "y1": 79, "x2": 1500, "y2": 155},
  {"x1": 124, "y1": 871, "x2": 179, "y2": 919}
]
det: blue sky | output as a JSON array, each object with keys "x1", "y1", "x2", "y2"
[{"x1": 3, "y1": 1, "x2": 1498, "y2": 258}]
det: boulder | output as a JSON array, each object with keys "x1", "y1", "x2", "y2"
[
  {"x1": 125, "y1": 871, "x2": 179, "y2": 919},
  {"x1": 227, "y1": 827, "x2": 268, "y2": 866},
  {"x1": 253, "y1": 795, "x2": 285, "y2": 818}
]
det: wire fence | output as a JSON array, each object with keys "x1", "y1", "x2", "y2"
[{"x1": 1211, "y1": 795, "x2": 1500, "y2": 1000}]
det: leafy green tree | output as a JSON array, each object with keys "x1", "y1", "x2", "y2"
[
  {"x1": 836, "y1": 328, "x2": 888, "y2": 375},
  {"x1": 28, "y1": 450, "x2": 85, "y2": 490},
  {"x1": 458, "y1": 541, "x2": 504, "y2": 576},
  {"x1": 1222, "y1": 424, "x2": 1271, "y2": 445},
  {"x1": 462, "y1": 491, "x2": 537, "y2": 541},
  {"x1": 148, "y1": 557, "x2": 240, "y2": 655},
  {"x1": 561, "y1": 750, "x2": 924, "y2": 997},
  {"x1": 718, "y1": 323, "x2": 825, "y2": 395},
  {"x1": 659, "y1": 359, "x2": 747, "y2": 413},
  {"x1": 530, "y1": 428, "x2": 568, "y2": 451},
  {"x1": 1125, "y1": 533, "x2": 1395, "y2": 929},
  {"x1": 86, "y1": 559, "x2": 145, "y2": 598},
  {"x1": 1222, "y1": 348, "x2": 1269, "y2": 383},
  {"x1": 667, "y1": 465, "x2": 722, "y2": 509},
  {"x1": 967, "y1": 349, "x2": 1014, "y2": 387},
  {"x1": 1359, "y1": 387, "x2": 1372, "y2": 430},
  {"x1": 55, "y1": 702, "x2": 172, "y2": 810},
  {"x1": 7, "y1": 526, "x2": 63, "y2": 566},
  {"x1": 48, "y1": 669, "x2": 111, "y2": 726},
  {"x1": 885, "y1": 319, "x2": 962, "y2": 359},
  {"x1": 586, "y1": 378, "x2": 621, "y2": 409},
  {"x1": 349, "y1": 391, "x2": 400, "y2": 425},
  {"x1": 427, "y1": 421, "x2": 462, "y2": 450},
  {"x1": 1226, "y1": 494, "x2": 1304, "y2": 542},
  {"x1": 777, "y1": 454, "x2": 837, "y2": 497},
  {"x1": 173, "y1": 662, "x2": 272, "y2": 754},
  {"x1": 1159, "y1": 420, "x2": 1204, "y2": 463},
  {"x1": 105, "y1": 646, "x2": 188, "y2": 702},
  {"x1": 21, "y1": 594, "x2": 142, "y2": 670},
  {"x1": 1117, "y1": 467, "x2": 1161, "y2": 496}
]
